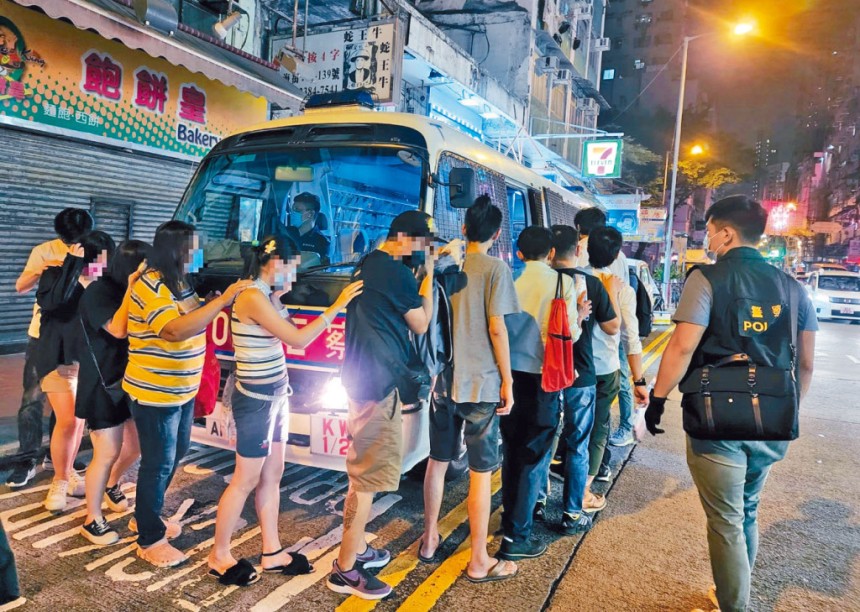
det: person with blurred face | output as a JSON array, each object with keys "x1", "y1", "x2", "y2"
[
  {"x1": 124, "y1": 221, "x2": 252, "y2": 568},
  {"x1": 76, "y1": 240, "x2": 151, "y2": 546},
  {"x1": 207, "y1": 237, "x2": 361, "y2": 587},
  {"x1": 328, "y1": 211, "x2": 437, "y2": 600},
  {"x1": 36, "y1": 230, "x2": 115, "y2": 512},
  {"x1": 7, "y1": 208, "x2": 93, "y2": 490}
]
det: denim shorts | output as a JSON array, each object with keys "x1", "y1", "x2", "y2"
[
  {"x1": 429, "y1": 398, "x2": 500, "y2": 472},
  {"x1": 231, "y1": 380, "x2": 289, "y2": 458}
]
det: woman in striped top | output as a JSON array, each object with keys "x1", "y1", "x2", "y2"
[
  {"x1": 126, "y1": 221, "x2": 252, "y2": 569},
  {"x1": 207, "y1": 237, "x2": 361, "y2": 587}
]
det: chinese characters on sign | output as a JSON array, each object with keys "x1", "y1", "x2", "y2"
[
  {"x1": 274, "y1": 20, "x2": 398, "y2": 104},
  {"x1": 179, "y1": 83, "x2": 206, "y2": 124},
  {"x1": 82, "y1": 51, "x2": 122, "y2": 100},
  {"x1": 134, "y1": 68, "x2": 168, "y2": 114}
]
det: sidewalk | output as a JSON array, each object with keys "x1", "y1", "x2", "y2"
[{"x1": 547, "y1": 387, "x2": 860, "y2": 611}]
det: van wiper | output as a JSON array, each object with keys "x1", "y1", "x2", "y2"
[{"x1": 299, "y1": 262, "x2": 359, "y2": 275}]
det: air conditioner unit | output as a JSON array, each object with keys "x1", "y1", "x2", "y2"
[
  {"x1": 572, "y1": 2, "x2": 592, "y2": 19},
  {"x1": 538, "y1": 55, "x2": 560, "y2": 74},
  {"x1": 594, "y1": 37, "x2": 611, "y2": 52},
  {"x1": 579, "y1": 98, "x2": 599, "y2": 114},
  {"x1": 556, "y1": 68, "x2": 572, "y2": 82}
]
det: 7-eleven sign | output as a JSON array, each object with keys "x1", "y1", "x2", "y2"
[{"x1": 582, "y1": 139, "x2": 623, "y2": 178}]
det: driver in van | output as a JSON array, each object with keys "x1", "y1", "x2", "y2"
[{"x1": 284, "y1": 192, "x2": 331, "y2": 264}]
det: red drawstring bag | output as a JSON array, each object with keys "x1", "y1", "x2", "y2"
[
  {"x1": 194, "y1": 332, "x2": 221, "y2": 418},
  {"x1": 541, "y1": 272, "x2": 575, "y2": 392}
]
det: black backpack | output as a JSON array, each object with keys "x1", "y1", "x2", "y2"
[{"x1": 631, "y1": 269, "x2": 653, "y2": 337}]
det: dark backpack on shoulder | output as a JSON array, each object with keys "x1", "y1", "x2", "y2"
[{"x1": 632, "y1": 270, "x2": 653, "y2": 337}]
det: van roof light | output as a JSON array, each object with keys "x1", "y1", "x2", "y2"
[{"x1": 305, "y1": 89, "x2": 375, "y2": 110}]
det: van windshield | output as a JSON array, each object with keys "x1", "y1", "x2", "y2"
[
  {"x1": 175, "y1": 145, "x2": 425, "y2": 270},
  {"x1": 819, "y1": 276, "x2": 860, "y2": 292}
]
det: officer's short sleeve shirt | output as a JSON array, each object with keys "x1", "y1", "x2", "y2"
[{"x1": 673, "y1": 268, "x2": 819, "y2": 332}]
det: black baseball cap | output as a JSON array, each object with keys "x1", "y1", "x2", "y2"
[{"x1": 387, "y1": 210, "x2": 436, "y2": 240}]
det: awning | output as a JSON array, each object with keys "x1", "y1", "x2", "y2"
[{"x1": 13, "y1": 0, "x2": 304, "y2": 108}]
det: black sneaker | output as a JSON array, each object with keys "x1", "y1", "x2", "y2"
[
  {"x1": 497, "y1": 537, "x2": 548, "y2": 561},
  {"x1": 559, "y1": 512, "x2": 593, "y2": 536},
  {"x1": 104, "y1": 484, "x2": 129, "y2": 512},
  {"x1": 326, "y1": 560, "x2": 392, "y2": 600},
  {"x1": 595, "y1": 464, "x2": 612, "y2": 482},
  {"x1": 6, "y1": 460, "x2": 37, "y2": 489},
  {"x1": 533, "y1": 502, "x2": 547, "y2": 523},
  {"x1": 80, "y1": 518, "x2": 119, "y2": 545}
]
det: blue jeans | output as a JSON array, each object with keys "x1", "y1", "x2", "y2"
[
  {"x1": 501, "y1": 371, "x2": 560, "y2": 542},
  {"x1": 561, "y1": 385, "x2": 596, "y2": 515},
  {"x1": 686, "y1": 437, "x2": 789, "y2": 612},
  {"x1": 0, "y1": 521, "x2": 19, "y2": 601},
  {"x1": 131, "y1": 399, "x2": 194, "y2": 547},
  {"x1": 616, "y1": 343, "x2": 635, "y2": 433}
]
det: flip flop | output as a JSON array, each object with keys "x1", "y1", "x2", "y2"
[
  {"x1": 417, "y1": 534, "x2": 443, "y2": 563},
  {"x1": 262, "y1": 549, "x2": 314, "y2": 576},
  {"x1": 208, "y1": 558, "x2": 260, "y2": 587},
  {"x1": 465, "y1": 559, "x2": 518, "y2": 583}
]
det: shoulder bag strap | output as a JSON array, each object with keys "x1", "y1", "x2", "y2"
[
  {"x1": 79, "y1": 317, "x2": 111, "y2": 390},
  {"x1": 555, "y1": 271, "x2": 564, "y2": 300}
]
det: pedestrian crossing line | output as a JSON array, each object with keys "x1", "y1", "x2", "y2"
[
  {"x1": 0, "y1": 483, "x2": 51, "y2": 501},
  {"x1": 336, "y1": 470, "x2": 502, "y2": 612},
  {"x1": 59, "y1": 535, "x2": 137, "y2": 558},
  {"x1": 86, "y1": 541, "x2": 138, "y2": 571},
  {"x1": 31, "y1": 494, "x2": 138, "y2": 548},
  {"x1": 395, "y1": 508, "x2": 504, "y2": 612},
  {"x1": 250, "y1": 494, "x2": 402, "y2": 612}
]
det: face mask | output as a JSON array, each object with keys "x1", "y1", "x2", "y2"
[
  {"x1": 290, "y1": 211, "x2": 306, "y2": 228},
  {"x1": 402, "y1": 249, "x2": 427, "y2": 269},
  {"x1": 704, "y1": 230, "x2": 729, "y2": 260},
  {"x1": 188, "y1": 248, "x2": 204, "y2": 273}
]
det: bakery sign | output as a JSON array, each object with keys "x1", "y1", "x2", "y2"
[{"x1": 273, "y1": 20, "x2": 401, "y2": 105}]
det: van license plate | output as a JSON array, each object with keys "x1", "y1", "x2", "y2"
[{"x1": 310, "y1": 414, "x2": 350, "y2": 457}]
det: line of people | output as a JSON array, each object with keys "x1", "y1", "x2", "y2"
[{"x1": 4, "y1": 199, "x2": 646, "y2": 600}]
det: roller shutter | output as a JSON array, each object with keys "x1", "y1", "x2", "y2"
[{"x1": 0, "y1": 127, "x2": 196, "y2": 348}]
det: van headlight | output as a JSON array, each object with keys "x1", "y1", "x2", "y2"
[{"x1": 321, "y1": 377, "x2": 349, "y2": 411}]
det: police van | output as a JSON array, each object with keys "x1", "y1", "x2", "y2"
[{"x1": 172, "y1": 91, "x2": 590, "y2": 473}]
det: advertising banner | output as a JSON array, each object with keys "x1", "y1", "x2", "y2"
[
  {"x1": 848, "y1": 238, "x2": 860, "y2": 262},
  {"x1": 582, "y1": 138, "x2": 623, "y2": 178},
  {"x1": 596, "y1": 193, "x2": 640, "y2": 236},
  {"x1": 0, "y1": 0, "x2": 267, "y2": 157},
  {"x1": 273, "y1": 20, "x2": 400, "y2": 104}
]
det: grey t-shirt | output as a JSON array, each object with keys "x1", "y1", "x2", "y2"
[
  {"x1": 674, "y1": 269, "x2": 819, "y2": 332},
  {"x1": 450, "y1": 252, "x2": 520, "y2": 404}
]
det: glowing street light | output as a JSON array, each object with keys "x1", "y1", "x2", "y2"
[
  {"x1": 662, "y1": 21, "x2": 757, "y2": 306},
  {"x1": 690, "y1": 144, "x2": 705, "y2": 156}
]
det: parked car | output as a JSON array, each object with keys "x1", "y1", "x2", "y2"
[
  {"x1": 810, "y1": 262, "x2": 849, "y2": 272},
  {"x1": 628, "y1": 258, "x2": 660, "y2": 307},
  {"x1": 806, "y1": 270, "x2": 860, "y2": 322}
]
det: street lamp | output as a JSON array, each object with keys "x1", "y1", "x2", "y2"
[
  {"x1": 690, "y1": 143, "x2": 705, "y2": 156},
  {"x1": 661, "y1": 22, "x2": 755, "y2": 307}
]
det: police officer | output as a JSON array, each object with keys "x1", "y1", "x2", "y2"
[
  {"x1": 285, "y1": 192, "x2": 330, "y2": 263},
  {"x1": 644, "y1": 196, "x2": 817, "y2": 612}
]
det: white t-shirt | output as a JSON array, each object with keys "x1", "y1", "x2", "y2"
[
  {"x1": 23, "y1": 239, "x2": 70, "y2": 339},
  {"x1": 584, "y1": 265, "x2": 643, "y2": 376}
]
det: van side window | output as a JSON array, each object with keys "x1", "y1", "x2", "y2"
[{"x1": 435, "y1": 152, "x2": 515, "y2": 267}]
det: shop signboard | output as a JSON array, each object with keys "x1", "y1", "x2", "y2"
[
  {"x1": 0, "y1": 0, "x2": 267, "y2": 157},
  {"x1": 273, "y1": 20, "x2": 401, "y2": 104},
  {"x1": 596, "y1": 193, "x2": 640, "y2": 236},
  {"x1": 582, "y1": 138, "x2": 623, "y2": 178},
  {"x1": 848, "y1": 238, "x2": 860, "y2": 262}
]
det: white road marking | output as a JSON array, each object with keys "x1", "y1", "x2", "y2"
[
  {"x1": 289, "y1": 473, "x2": 348, "y2": 506},
  {"x1": 105, "y1": 556, "x2": 154, "y2": 583},
  {"x1": 86, "y1": 542, "x2": 138, "y2": 571},
  {"x1": 179, "y1": 446, "x2": 230, "y2": 465},
  {"x1": 847, "y1": 355, "x2": 860, "y2": 364},
  {"x1": 184, "y1": 459, "x2": 237, "y2": 476},
  {"x1": 250, "y1": 536, "x2": 380, "y2": 612},
  {"x1": 170, "y1": 499, "x2": 197, "y2": 523},
  {"x1": 1, "y1": 502, "x2": 50, "y2": 531},
  {"x1": 0, "y1": 484, "x2": 51, "y2": 501},
  {"x1": 33, "y1": 506, "x2": 135, "y2": 549},
  {"x1": 59, "y1": 535, "x2": 137, "y2": 557}
]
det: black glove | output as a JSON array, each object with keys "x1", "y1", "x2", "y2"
[{"x1": 645, "y1": 389, "x2": 667, "y2": 436}]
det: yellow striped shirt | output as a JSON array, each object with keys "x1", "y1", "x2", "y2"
[{"x1": 123, "y1": 271, "x2": 205, "y2": 406}]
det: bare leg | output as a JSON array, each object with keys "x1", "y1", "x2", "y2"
[
  {"x1": 256, "y1": 442, "x2": 294, "y2": 569},
  {"x1": 107, "y1": 419, "x2": 141, "y2": 488},
  {"x1": 208, "y1": 454, "x2": 264, "y2": 574},
  {"x1": 466, "y1": 470, "x2": 494, "y2": 576},
  {"x1": 420, "y1": 458, "x2": 447, "y2": 559},
  {"x1": 46, "y1": 391, "x2": 84, "y2": 482},
  {"x1": 337, "y1": 486, "x2": 373, "y2": 571},
  {"x1": 85, "y1": 426, "x2": 123, "y2": 523}
]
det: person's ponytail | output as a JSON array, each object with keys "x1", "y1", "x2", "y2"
[{"x1": 243, "y1": 236, "x2": 279, "y2": 279}]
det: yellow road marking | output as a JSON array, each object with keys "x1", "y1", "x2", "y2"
[
  {"x1": 336, "y1": 471, "x2": 503, "y2": 612},
  {"x1": 642, "y1": 326, "x2": 673, "y2": 356},
  {"x1": 395, "y1": 508, "x2": 504, "y2": 612},
  {"x1": 643, "y1": 331, "x2": 672, "y2": 371}
]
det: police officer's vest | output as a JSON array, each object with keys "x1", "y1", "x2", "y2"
[{"x1": 687, "y1": 247, "x2": 799, "y2": 375}]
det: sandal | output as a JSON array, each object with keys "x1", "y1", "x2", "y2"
[
  {"x1": 417, "y1": 534, "x2": 443, "y2": 563},
  {"x1": 208, "y1": 558, "x2": 260, "y2": 587},
  {"x1": 137, "y1": 538, "x2": 187, "y2": 568},
  {"x1": 465, "y1": 558, "x2": 518, "y2": 583},
  {"x1": 261, "y1": 548, "x2": 314, "y2": 576}
]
